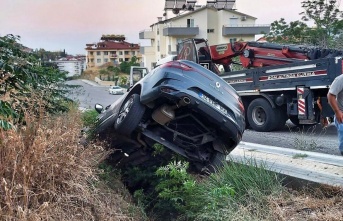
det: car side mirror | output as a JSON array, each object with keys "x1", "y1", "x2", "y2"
[{"x1": 94, "y1": 103, "x2": 103, "y2": 114}]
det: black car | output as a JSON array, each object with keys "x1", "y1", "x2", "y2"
[{"x1": 93, "y1": 60, "x2": 245, "y2": 171}]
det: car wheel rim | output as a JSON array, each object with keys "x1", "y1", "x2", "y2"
[
  {"x1": 116, "y1": 96, "x2": 134, "y2": 125},
  {"x1": 252, "y1": 106, "x2": 266, "y2": 126}
]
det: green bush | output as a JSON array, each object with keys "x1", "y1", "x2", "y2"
[
  {"x1": 128, "y1": 158, "x2": 284, "y2": 221},
  {"x1": 81, "y1": 109, "x2": 99, "y2": 127},
  {"x1": 0, "y1": 34, "x2": 74, "y2": 129}
]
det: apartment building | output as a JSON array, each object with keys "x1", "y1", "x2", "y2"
[
  {"x1": 85, "y1": 35, "x2": 142, "y2": 68},
  {"x1": 139, "y1": 5, "x2": 270, "y2": 70},
  {"x1": 54, "y1": 55, "x2": 86, "y2": 78}
]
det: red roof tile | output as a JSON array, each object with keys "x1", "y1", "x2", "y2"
[{"x1": 86, "y1": 40, "x2": 139, "y2": 50}]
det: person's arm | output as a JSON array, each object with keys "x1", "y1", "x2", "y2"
[{"x1": 328, "y1": 92, "x2": 343, "y2": 123}]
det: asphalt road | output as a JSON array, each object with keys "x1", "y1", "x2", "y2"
[
  {"x1": 66, "y1": 79, "x2": 122, "y2": 109},
  {"x1": 66, "y1": 79, "x2": 341, "y2": 156}
]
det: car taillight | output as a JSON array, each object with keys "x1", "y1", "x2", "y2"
[
  {"x1": 160, "y1": 61, "x2": 193, "y2": 71},
  {"x1": 238, "y1": 99, "x2": 245, "y2": 113}
]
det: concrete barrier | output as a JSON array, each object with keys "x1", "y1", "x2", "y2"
[{"x1": 229, "y1": 142, "x2": 343, "y2": 188}]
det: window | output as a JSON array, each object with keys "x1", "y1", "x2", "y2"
[
  {"x1": 125, "y1": 51, "x2": 129, "y2": 55},
  {"x1": 230, "y1": 18, "x2": 238, "y2": 26},
  {"x1": 90, "y1": 52, "x2": 93, "y2": 55},
  {"x1": 207, "y1": 29, "x2": 214, "y2": 33},
  {"x1": 132, "y1": 51, "x2": 135, "y2": 55},
  {"x1": 125, "y1": 58, "x2": 129, "y2": 61},
  {"x1": 187, "y1": 19, "x2": 194, "y2": 27},
  {"x1": 97, "y1": 51, "x2": 101, "y2": 55},
  {"x1": 157, "y1": 40, "x2": 160, "y2": 52},
  {"x1": 104, "y1": 58, "x2": 108, "y2": 62},
  {"x1": 157, "y1": 28, "x2": 159, "y2": 35},
  {"x1": 90, "y1": 59, "x2": 94, "y2": 62},
  {"x1": 104, "y1": 51, "x2": 108, "y2": 55},
  {"x1": 119, "y1": 51, "x2": 123, "y2": 55},
  {"x1": 97, "y1": 59, "x2": 101, "y2": 63},
  {"x1": 119, "y1": 58, "x2": 123, "y2": 62}
]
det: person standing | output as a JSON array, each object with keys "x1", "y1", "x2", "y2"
[{"x1": 327, "y1": 74, "x2": 343, "y2": 156}]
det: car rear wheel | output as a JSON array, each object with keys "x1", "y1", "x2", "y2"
[{"x1": 114, "y1": 94, "x2": 145, "y2": 136}]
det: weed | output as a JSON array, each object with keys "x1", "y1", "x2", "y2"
[
  {"x1": 289, "y1": 125, "x2": 327, "y2": 151},
  {"x1": 292, "y1": 153, "x2": 308, "y2": 159},
  {"x1": 126, "y1": 157, "x2": 284, "y2": 221},
  {"x1": 152, "y1": 143, "x2": 165, "y2": 156},
  {"x1": 0, "y1": 102, "x2": 143, "y2": 221},
  {"x1": 81, "y1": 109, "x2": 99, "y2": 127}
]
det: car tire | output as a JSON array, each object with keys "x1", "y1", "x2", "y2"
[
  {"x1": 114, "y1": 94, "x2": 145, "y2": 136},
  {"x1": 247, "y1": 98, "x2": 279, "y2": 132}
]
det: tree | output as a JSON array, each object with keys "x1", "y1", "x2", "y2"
[
  {"x1": 266, "y1": 0, "x2": 343, "y2": 48},
  {"x1": 300, "y1": 0, "x2": 343, "y2": 47},
  {"x1": 267, "y1": 18, "x2": 309, "y2": 44},
  {"x1": 119, "y1": 56, "x2": 140, "y2": 74},
  {"x1": 0, "y1": 34, "x2": 73, "y2": 129},
  {"x1": 107, "y1": 65, "x2": 120, "y2": 76},
  {"x1": 335, "y1": 33, "x2": 343, "y2": 50}
]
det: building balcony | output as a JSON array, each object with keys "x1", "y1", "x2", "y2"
[
  {"x1": 140, "y1": 46, "x2": 155, "y2": 54},
  {"x1": 222, "y1": 24, "x2": 270, "y2": 36},
  {"x1": 139, "y1": 29, "x2": 155, "y2": 39},
  {"x1": 163, "y1": 26, "x2": 199, "y2": 36},
  {"x1": 110, "y1": 54, "x2": 117, "y2": 58}
]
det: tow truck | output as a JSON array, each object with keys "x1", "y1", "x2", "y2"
[{"x1": 176, "y1": 38, "x2": 343, "y2": 132}]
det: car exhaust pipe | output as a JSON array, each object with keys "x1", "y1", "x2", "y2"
[
  {"x1": 181, "y1": 96, "x2": 191, "y2": 105},
  {"x1": 152, "y1": 97, "x2": 191, "y2": 125}
]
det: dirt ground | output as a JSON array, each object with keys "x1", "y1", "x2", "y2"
[{"x1": 273, "y1": 185, "x2": 343, "y2": 221}]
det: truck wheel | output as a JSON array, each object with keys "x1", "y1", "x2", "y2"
[
  {"x1": 289, "y1": 115, "x2": 300, "y2": 126},
  {"x1": 115, "y1": 94, "x2": 145, "y2": 136},
  {"x1": 247, "y1": 98, "x2": 279, "y2": 132}
]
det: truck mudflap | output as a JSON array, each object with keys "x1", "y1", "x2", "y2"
[{"x1": 296, "y1": 86, "x2": 316, "y2": 124}]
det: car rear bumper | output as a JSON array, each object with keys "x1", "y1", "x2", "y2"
[{"x1": 144, "y1": 89, "x2": 244, "y2": 148}]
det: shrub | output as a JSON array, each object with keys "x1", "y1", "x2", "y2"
[
  {"x1": 0, "y1": 34, "x2": 74, "y2": 129},
  {"x1": 81, "y1": 109, "x2": 99, "y2": 127}
]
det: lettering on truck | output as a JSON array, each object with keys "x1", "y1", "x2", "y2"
[{"x1": 260, "y1": 70, "x2": 327, "y2": 81}]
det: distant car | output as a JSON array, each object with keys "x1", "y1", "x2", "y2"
[
  {"x1": 93, "y1": 60, "x2": 245, "y2": 171},
  {"x1": 109, "y1": 86, "x2": 125, "y2": 95}
]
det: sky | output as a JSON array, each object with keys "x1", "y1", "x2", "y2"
[{"x1": 1, "y1": 0, "x2": 342, "y2": 55}]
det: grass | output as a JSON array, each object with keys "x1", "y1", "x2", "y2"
[
  {"x1": 1, "y1": 97, "x2": 342, "y2": 220},
  {"x1": 126, "y1": 158, "x2": 285, "y2": 221},
  {"x1": 289, "y1": 125, "x2": 327, "y2": 151},
  {"x1": 292, "y1": 153, "x2": 309, "y2": 159},
  {"x1": 0, "y1": 104, "x2": 143, "y2": 221}
]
